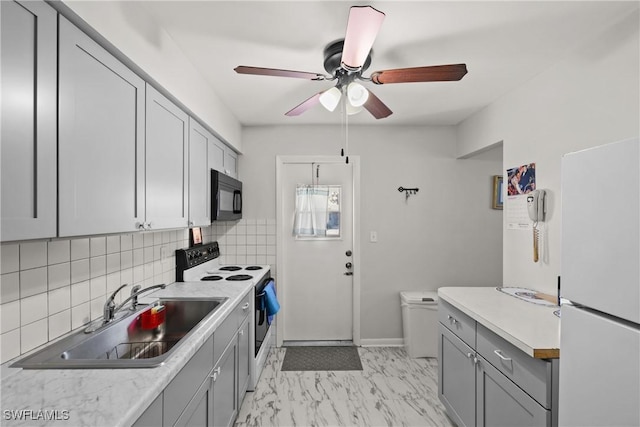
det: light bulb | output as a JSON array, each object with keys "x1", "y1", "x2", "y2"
[
  {"x1": 319, "y1": 87, "x2": 342, "y2": 112},
  {"x1": 346, "y1": 102, "x2": 363, "y2": 115},
  {"x1": 347, "y1": 82, "x2": 369, "y2": 107}
]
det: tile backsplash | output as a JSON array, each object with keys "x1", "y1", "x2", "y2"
[{"x1": 0, "y1": 218, "x2": 276, "y2": 365}]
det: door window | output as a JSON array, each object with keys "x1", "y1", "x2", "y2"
[{"x1": 293, "y1": 185, "x2": 341, "y2": 239}]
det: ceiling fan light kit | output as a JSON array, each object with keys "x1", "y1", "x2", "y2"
[
  {"x1": 234, "y1": 5, "x2": 468, "y2": 119},
  {"x1": 319, "y1": 87, "x2": 342, "y2": 112},
  {"x1": 346, "y1": 82, "x2": 369, "y2": 107}
]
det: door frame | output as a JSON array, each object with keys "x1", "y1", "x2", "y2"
[{"x1": 275, "y1": 155, "x2": 361, "y2": 347}]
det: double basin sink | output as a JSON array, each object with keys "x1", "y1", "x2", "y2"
[{"x1": 12, "y1": 297, "x2": 227, "y2": 369}]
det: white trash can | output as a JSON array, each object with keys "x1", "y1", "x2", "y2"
[{"x1": 400, "y1": 291, "x2": 439, "y2": 358}]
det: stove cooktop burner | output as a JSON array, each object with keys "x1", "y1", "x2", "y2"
[
  {"x1": 226, "y1": 274, "x2": 253, "y2": 281},
  {"x1": 202, "y1": 275, "x2": 223, "y2": 281},
  {"x1": 219, "y1": 266, "x2": 242, "y2": 271},
  {"x1": 245, "y1": 266, "x2": 263, "y2": 271}
]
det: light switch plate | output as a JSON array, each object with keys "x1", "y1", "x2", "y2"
[{"x1": 370, "y1": 231, "x2": 378, "y2": 243}]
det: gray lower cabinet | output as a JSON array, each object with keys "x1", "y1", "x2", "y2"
[
  {"x1": 212, "y1": 337, "x2": 238, "y2": 427},
  {"x1": 1, "y1": 0, "x2": 57, "y2": 241},
  {"x1": 438, "y1": 300, "x2": 558, "y2": 427},
  {"x1": 134, "y1": 290, "x2": 252, "y2": 427},
  {"x1": 476, "y1": 354, "x2": 549, "y2": 427},
  {"x1": 439, "y1": 325, "x2": 476, "y2": 427},
  {"x1": 58, "y1": 15, "x2": 146, "y2": 236},
  {"x1": 237, "y1": 316, "x2": 251, "y2": 406}
]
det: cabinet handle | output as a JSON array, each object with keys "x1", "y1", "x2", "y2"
[
  {"x1": 210, "y1": 366, "x2": 222, "y2": 381},
  {"x1": 146, "y1": 222, "x2": 152, "y2": 230},
  {"x1": 239, "y1": 329, "x2": 244, "y2": 336},
  {"x1": 242, "y1": 302, "x2": 250, "y2": 310},
  {"x1": 494, "y1": 350, "x2": 512, "y2": 362},
  {"x1": 188, "y1": 221, "x2": 194, "y2": 226},
  {"x1": 466, "y1": 352, "x2": 474, "y2": 359},
  {"x1": 136, "y1": 222, "x2": 145, "y2": 230},
  {"x1": 447, "y1": 315, "x2": 458, "y2": 324}
]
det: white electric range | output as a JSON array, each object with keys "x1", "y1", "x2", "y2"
[{"x1": 175, "y1": 241, "x2": 274, "y2": 391}]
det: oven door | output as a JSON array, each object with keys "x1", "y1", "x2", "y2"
[
  {"x1": 212, "y1": 170, "x2": 242, "y2": 221},
  {"x1": 255, "y1": 277, "x2": 274, "y2": 356}
]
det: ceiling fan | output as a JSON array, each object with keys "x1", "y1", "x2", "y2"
[{"x1": 234, "y1": 5, "x2": 468, "y2": 120}]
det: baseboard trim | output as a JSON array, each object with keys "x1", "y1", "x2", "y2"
[{"x1": 359, "y1": 338, "x2": 404, "y2": 347}]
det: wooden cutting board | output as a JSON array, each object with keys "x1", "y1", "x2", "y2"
[{"x1": 535, "y1": 292, "x2": 558, "y2": 305}]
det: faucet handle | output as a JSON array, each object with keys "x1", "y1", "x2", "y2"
[
  {"x1": 130, "y1": 285, "x2": 142, "y2": 295},
  {"x1": 108, "y1": 284, "x2": 128, "y2": 303},
  {"x1": 104, "y1": 284, "x2": 128, "y2": 323}
]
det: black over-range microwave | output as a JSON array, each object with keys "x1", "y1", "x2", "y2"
[{"x1": 211, "y1": 170, "x2": 242, "y2": 221}]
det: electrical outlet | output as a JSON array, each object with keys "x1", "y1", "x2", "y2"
[{"x1": 370, "y1": 231, "x2": 378, "y2": 243}]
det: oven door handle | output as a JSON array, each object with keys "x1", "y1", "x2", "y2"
[{"x1": 256, "y1": 291, "x2": 266, "y2": 325}]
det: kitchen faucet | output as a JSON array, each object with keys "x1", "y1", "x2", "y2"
[{"x1": 85, "y1": 283, "x2": 167, "y2": 333}]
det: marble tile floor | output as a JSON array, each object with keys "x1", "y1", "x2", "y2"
[{"x1": 235, "y1": 346, "x2": 456, "y2": 427}]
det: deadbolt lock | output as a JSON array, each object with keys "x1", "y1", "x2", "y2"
[{"x1": 346, "y1": 250, "x2": 352, "y2": 256}]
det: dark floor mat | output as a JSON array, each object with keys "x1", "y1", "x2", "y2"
[{"x1": 281, "y1": 346, "x2": 363, "y2": 371}]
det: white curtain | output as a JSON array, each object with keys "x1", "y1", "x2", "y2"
[{"x1": 293, "y1": 185, "x2": 329, "y2": 236}]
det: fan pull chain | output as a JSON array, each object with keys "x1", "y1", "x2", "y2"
[{"x1": 344, "y1": 88, "x2": 349, "y2": 164}]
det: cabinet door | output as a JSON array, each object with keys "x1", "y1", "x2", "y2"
[
  {"x1": 133, "y1": 393, "x2": 163, "y2": 427},
  {"x1": 224, "y1": 150, "x2": 238, "y2": 179},
  {"x1": 145, "y1": 84, "x2": 189, "y2": 230},
  {"x1": 1, "y1": 0, "x2": 57, "y2": 241},
  {"x1": 164, "y1": 335, "x2": 214, "y2": 427},
  {"x1": 174, "y1": 378, "x2": 213, "y2": 427},
  {"x1": 476, "y1": 355, "x2": 549, "y2": 427},
  {"x1": 188, "y1": 119, "x2": 211, "y2": 227},
  {"x1": 58, "y1": 16, "x2": 145, "y2": 236},
  {"x1": 438, "y1": 324, "x2": 476, "y2": 427},
  {"x1": 212, "y1": 339, "x2": 238, "y2": 427},
  {"x1": 209, "y1": 137, "x2": 225, "y2": 175},
  {"x1": 237, "y1": 316, "x2": 251, "y2": 405}
]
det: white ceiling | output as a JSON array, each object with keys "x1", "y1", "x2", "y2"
[{"x1": 139, "y1": 1, "x2": 637, "y2": 127}]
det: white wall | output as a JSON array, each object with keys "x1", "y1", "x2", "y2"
[
  {"x1": 241, "y1": 125, "x2": 503, "y2": 341},
  {"x1": 457, "y1": 8, "x2": 639, "y2": 295},
  {"x1": 61, "y1": 1, "x2": 242, "y2": 151}
]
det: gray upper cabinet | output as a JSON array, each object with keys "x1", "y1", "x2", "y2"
[
  {"x1": 209, "y1": 135, "x2": 238, "y2": 179},
  {"x1": 1, "y1": 0, "x2": 57, "y2": 242},
  {"x1": 145, "y1": 84, "x2": 189, "y2": 230},
  {"x1": 224, "y1": 150, "x2": 238, "y2": 179},
  {"x1": 58, "y1": 16, "x2": 146, "y2": 237},
  {"x1": 188, "y1": 119, "x2": 211, "y2": 227}
]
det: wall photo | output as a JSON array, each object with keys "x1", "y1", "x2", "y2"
[{"x1": 507, "y1": 163, "x2": 536, "y2": 195}]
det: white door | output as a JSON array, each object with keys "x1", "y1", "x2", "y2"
[{"x1": 277, "y1": 157, "x2": 358, "y2": 343}]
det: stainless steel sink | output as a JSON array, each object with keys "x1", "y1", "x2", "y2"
[{"x1": 11, "y1": 297, "x2": 227, "y2": 369}]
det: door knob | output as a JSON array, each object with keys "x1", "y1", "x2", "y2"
[
  {"x1": 345, "y1": 250, "x2": 352, "y2": 256},
  {"x1": 344, "y1": 272, "x2": 353, "y2": 276},
  {"x1": 345, "y1": 262, "x2": 352, "y2": 269}
]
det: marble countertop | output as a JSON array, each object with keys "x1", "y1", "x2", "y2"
[
  {"x1": 438, "y1": 287, "x2": 560, "y2": 359},
  {"x1": 0, "y1": 280, "x2": 253, "y2": 427}
]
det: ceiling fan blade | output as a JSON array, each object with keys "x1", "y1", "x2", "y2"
[
  {"x1": 371, "y1": 64, "x2": 468, "y2": 85},
  {"x1": 341, "y1": 6, "x2": 385, "y2": 71},
  {"x1": 235, "y1": 66, "x2": 325, "y2": 80},
  {"x1": 285, "y1": 92, "x2": 323, "y2": 117},
  {"x1": 363, "y1": 89, "x2": 392, "y2": 119}
]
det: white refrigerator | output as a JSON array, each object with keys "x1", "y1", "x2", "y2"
[{"x1": 559, "y1": 137, "x2": 640, "y2": 427}]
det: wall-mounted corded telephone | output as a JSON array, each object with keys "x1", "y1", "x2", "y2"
[
  {"x1": 527, "y1": 190, "x2": 546, "y2": 223},
  {"x1": 527, "y1": 190, "x2": 546, "y2": 263}
]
